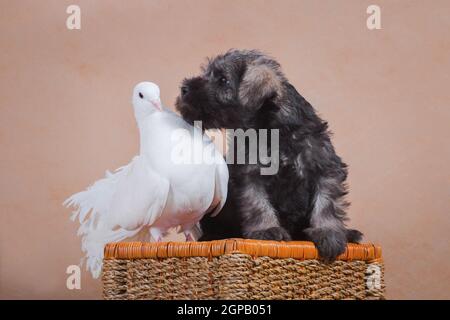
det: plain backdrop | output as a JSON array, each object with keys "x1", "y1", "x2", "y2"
[{"x1": 0, "y1": 0, "x2": 449, "y2": 299}]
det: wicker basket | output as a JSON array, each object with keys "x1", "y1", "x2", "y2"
[{"x1": 102, "y1": 239, "x2": 384, "y2": 300}]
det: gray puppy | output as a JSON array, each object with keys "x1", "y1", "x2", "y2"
[{"x1": 176, "y1": 49, "x2": 362, "y2": 261}]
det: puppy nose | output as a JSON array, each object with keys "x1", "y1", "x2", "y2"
[{"x1": 181, "y1": 85, "x2": 189, "y2": 97}]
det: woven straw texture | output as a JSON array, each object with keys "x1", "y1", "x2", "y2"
[{"x1": 102, "y1": 239, "x2": 384, "y2": 300}]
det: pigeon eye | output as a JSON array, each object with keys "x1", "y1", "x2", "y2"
[{"x1": 139, "y1": 92, "x2": 144, "y2": 99}]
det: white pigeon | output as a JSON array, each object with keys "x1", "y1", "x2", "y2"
[{"x1": 64, "y1": 81, "x2": 228, "y2": 278}]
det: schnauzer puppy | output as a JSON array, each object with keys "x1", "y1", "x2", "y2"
[{"x1": 176, "y1": 49, "x2": 362, "y2": 261}]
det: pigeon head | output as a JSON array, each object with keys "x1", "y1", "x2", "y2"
[{"x1": 132, "y1": 82, "x2": 163, "y2": 120}]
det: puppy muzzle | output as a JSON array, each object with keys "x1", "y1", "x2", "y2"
[{"x1": 180, "y1": 76, "x2": 207, "y2": 99}]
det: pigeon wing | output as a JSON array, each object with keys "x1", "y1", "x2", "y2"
[
  {"x1": 207, "y1": 149, "x2": 229, "y2": 217},
  {"x1": 108, "y1": 155, "x2": 170, "y2": 231}
]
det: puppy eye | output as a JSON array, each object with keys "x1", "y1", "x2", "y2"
[
  {"x1": 139, "y1": 92, "x2": 144, "y2": 99},
  {"x1": 220, "y1": 77, "x2": 230, "y2": 85}
]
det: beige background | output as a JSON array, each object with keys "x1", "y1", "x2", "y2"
[{"x1": 1, "y1": 0, "x2": 449, "y2": 299}]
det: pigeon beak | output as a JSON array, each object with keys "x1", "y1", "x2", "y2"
[{"x1": 151, "y1": 99, "x2": 163, "y2": 112}]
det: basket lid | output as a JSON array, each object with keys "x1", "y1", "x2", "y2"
[{"x1": 104, "y1": 239, "x2": 382, "y2": 262}]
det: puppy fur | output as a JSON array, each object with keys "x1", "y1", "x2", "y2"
[{"x1": 176, "y1": 49, "x2": 362, "y2": 261}]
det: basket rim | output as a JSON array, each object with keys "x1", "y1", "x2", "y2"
[{"x1": 104, "y1": 239, "x2": 382, "y2": 261}]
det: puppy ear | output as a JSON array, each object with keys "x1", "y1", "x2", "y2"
[{"x1": 238, "y1": 63, "x2": 283, "y2": 108}]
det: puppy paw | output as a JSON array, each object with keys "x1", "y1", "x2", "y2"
[
  {"x1": 304, "y1": 227, "x2": 347, "y2": 262},
  {"x1": 245, "y1": 227, "x2": 292, "y2": 241},
  {"x1": 346, "y1": 228, "x2": 363, "y2": 243}
]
